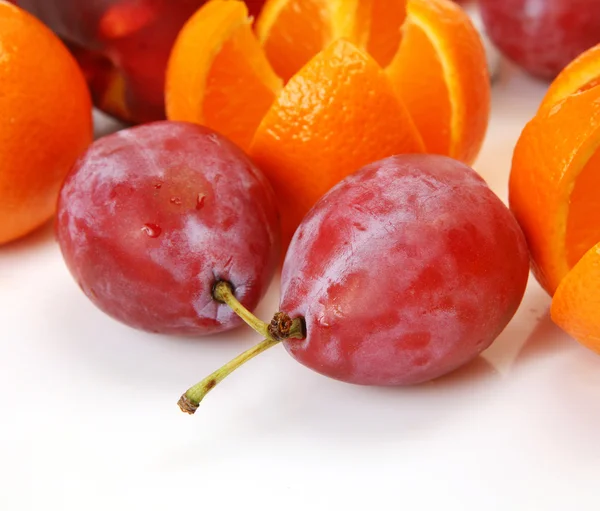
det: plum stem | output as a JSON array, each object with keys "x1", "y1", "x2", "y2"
[
  {"x1": 213, "y1": 280, "x2": 270, "y2": 338},
  {"x1": 178, "y1": 337, "x2": 280, "y2": 414},
  {"x1": 180, "y1": 282, "x2": 305, "y2": 415}
]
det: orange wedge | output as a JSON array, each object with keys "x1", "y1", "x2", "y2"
[
  {"x1": 540, "y1": 43, "x2": 600, "y2": 113},
  {"x1": 165, "y1": 0, "x2": 282, "y2": 151},
  {"x1": 352, "y1": 0, "x2": 407, "y2": 67},
  {"x1": 256, "y1": 0, "x2": 407, "y2": 82},
  {"x1": 249, "y1": 39, "x2": 425, "y2": 246},
  {"x1": 386, "y1": 0, "x2": 490, "y2": 165},
  {"x1": 509, "y1": 85, "x2": 600, "y2": 296},
  {"x1": 551, "y1": 242, "x2": 600, "y2": 353},
  {"x1": 256, "y1": 0, "x2": 335, "y2": 82}
]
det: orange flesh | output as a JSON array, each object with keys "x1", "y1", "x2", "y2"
[
  {"x1": 261, "y1": 0, "x2": 332, "y2": 82},
  {"x1": 366, "y1": 0, "x2": 405, "y2": 67},
  {"x1": 203, "y1": 24, "x2": 280, "y2": 150},
  {"x1": 566, "y1": 147, "x2": 600, "y2": 268},
  {"x1": 387, "y1": 20, "x2": 451, "y2": 156}
]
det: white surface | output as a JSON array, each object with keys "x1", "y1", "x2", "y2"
[{"x1": 2, "y1": 64, "x2": 600, "y2": 511}]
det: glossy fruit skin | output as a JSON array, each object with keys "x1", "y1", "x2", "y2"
[
  {"x1": 56, "y1": 121, "x2": 280, "y2": 335},
  {"x1": 280, "y1": 155, "x2": 529, "y2": 385},
  {"x1": 479, "y1": 0, "x2": 600, "y2": 80},
  {"x1": 15, "y1": 0, "x2": 266, "y2": 122}
]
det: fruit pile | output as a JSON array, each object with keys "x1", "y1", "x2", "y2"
[{"x1": 3, "y1": 0, "x2": 600, "y2": 418}]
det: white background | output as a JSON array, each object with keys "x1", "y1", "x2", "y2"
[{"x1": 2, "y1": 62, "x2": 600, "y2": 510}]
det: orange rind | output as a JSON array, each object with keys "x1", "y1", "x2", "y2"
[{"x1": 249, "y1": 39, "x2": 425, "y2": 246}]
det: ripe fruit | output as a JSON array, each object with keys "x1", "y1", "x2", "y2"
[
  {"x1": 14, "y1": 0, "x2": 268, "y2": 123},
  {"x1": 279, "y1": 154, "x2": 528, "y2": 385},
  {"x1": 479, "y1": 0, "x2": 600, "y2": 80},
  {"x1": 386, "y1": 0, "x2": 490, "y2": 165},
  {"x1": 0, "y1": 2, "x2": 92, "y2": 245},
  {"x1": 56, "y1": 121, "x2": 280, "y2": 335},
  {"x1": 179, "y1": 154, "x2": 529, "y2": 412},
  {"x1": 249, "y1": 39, "x2": 425, "y2": 247},
  {"x1": 509, "y1": 85, "x2": 600, "y2": 296},
  {"x1": 166, "y1": 0, "x2": 282, "y2": 151}
]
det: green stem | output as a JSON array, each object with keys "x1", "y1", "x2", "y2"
[
  {"x1": 179, "y1": 281, "x2": 306, "y2": 415},
  {"x1": 213, "y1": 281, "x2": 270, "y2": 338},
  {"x1": 178, "y1": 338, "x2": 280, "y2": 414}
]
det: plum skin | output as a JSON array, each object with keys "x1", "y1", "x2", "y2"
[
  {"x1": 479, "y1": 0, "x2": 600, "y2": 80},
  {"x1": 280, "y1": 155, "x2": 529, "y2": 385},
  {"x1": 56, "y1": 121, "x2": 280, "y2": 335}
]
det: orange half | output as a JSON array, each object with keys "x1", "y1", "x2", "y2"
[
  {"x1": 249, "y1": 39, "x2": 425, "y2": 246},
  {"x1": 166, "y1": 0, "x2": 282, "y2": 151},
  {"x1": 386, "y1": 0, "x2": 490, "y2": 164}
]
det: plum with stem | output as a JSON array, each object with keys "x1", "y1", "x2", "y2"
[{"x1": 56, "y1": 121, "x2": 280, "y2": 335}]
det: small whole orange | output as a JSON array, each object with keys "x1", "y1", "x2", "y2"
[{"x1": 0, "y1": 2, "x2": 93, "y2": 244}]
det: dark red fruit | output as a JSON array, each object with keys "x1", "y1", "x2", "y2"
[
  {"x1": 56, "y1": 121, "x2": 280, "y2": 335},
  {"x1": 279, "y1": 154, "x2": 529, "y2": 385},
  {"x1": 479, "y1": 0, "x2": 600, "y2": 80}
]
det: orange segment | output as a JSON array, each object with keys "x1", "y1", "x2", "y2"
[
  {"x1": 539, "y1": 43, "x2": 600, "y2": 113},
  {"x1": 166, "y1": 0, "x2": 282, "y2": 151},
  {"x1": 551, "y1": 243, "x2": 600, "y2": 353},
  {"x1": 509, "y1": 85, "x2": 600, "y2": 296},
  {"x1": 386, "y1": 0, "x2": 490, "y2": 165},
  {"x1": 249, "y1": 39, "x2": 425, "y2": 246},
  {"x1": 364, "y1": 0, "x2": 406, "y2": 67},
  {"x1": 256, "y1": 0, "x2": 335, "y2": 82}
]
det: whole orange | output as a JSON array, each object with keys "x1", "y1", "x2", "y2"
[{"x1": 0, "y1": 2, "x2": 93, "y2": 245}]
